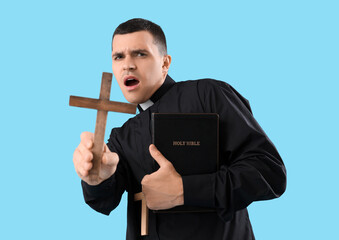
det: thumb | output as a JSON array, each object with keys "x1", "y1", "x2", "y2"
[
  {"x1": 103, "y1": 144, "x2": 112, "y2": 153},
  {"x1": 102, "y1": 151, "x2": 119, "y2": 166},
  {"x1": 149, "y1": 144, "x2": 170, "y2": 167}
]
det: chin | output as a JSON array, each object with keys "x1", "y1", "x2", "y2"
[{"x1": 124, "y1": 95, "x2": 143, "y2": 104}]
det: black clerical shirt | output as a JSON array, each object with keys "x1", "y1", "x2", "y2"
[{"x1": 82, "y1": 75, "x2": 286, "y2": 240}]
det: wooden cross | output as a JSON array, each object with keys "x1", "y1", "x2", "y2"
[
  {"x1": 70, "y1": 72, "x2": 148, "y2": 236},
  {"x1": 69, "y1": 72, "x2": 137, "y2": 182},
  {"x1": 134, "y1": 192, "x2": 149, "y2": 236}
]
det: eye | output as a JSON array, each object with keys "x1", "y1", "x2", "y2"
[
  {"x1": 137, "y1": 52, "x2": 146, "y2": 57},
  {"x1": 113, "y1": 55, "x2": 123, "y2": 60}
]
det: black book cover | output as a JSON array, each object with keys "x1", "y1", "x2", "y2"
[{"x1": 151, "y1": 113, "x2": 219, "y2": 213}]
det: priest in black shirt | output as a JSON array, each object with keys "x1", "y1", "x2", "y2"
[{"x1": 73, "y1": 18, "x2": 287, "y2": 240}]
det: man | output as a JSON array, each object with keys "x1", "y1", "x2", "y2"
[{"x1": 73, "y1": 18, "x2": 286, "y2": 240}]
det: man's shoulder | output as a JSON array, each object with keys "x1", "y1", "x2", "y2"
[
  {"x1": 175, "y1": 77, "x2": 251, "y2": 113},
  {"x1": 175, "y1": 78, "x2": 232, "y2": 90},
  {"x1": 172, "y1": 78, "x2": 233, "y2": 97}
]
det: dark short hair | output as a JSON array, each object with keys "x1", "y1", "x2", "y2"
[{"x1": 112, "y1": 18, "x2": 167, "y2": 55}]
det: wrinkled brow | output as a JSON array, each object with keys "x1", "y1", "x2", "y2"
[{"x1": 112, "y1": 49, "x2": 149, "y2": 57}]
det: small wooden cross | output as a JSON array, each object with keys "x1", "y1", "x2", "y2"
[
  {"x1": 134, "y1": 192, "x2": 149, "y2": 236},
  {"x1": 69, "y1": 72, "x2": 137, "y2": 182}
]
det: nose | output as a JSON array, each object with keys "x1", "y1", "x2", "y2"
[{"x1": 123, "y1": 56, "x2": 136, "y2": 71}]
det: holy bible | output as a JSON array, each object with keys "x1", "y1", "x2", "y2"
[{"x1": 151, "y1": 113, "x2": 219, "y2": 213}]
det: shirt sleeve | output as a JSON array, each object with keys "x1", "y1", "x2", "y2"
[
  {"x1": 182, "y1": 79, "x2": 287, "y2": 222},
  {"x1": 81, "y1": 128, "x2": 130, "y2": 216}
]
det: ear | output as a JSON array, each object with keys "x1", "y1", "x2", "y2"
[{"x1": 162, "y1": 55, "x2": 172, "y2": 77}]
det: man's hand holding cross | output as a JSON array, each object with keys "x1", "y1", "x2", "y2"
[
  {"x1": 73, "y1": 135, "x2": 184, "y2": 209},
  {"x1": 73, "y1": 132, "x2": 119, "y2": 186}
]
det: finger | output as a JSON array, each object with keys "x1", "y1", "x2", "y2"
[
  {"x1": 83, "y1": 161, "x2": 93, "y2": 172},
  {"x1": 74, "y1": 148, "x2": 92, "y2": 176},
  {"x1": 76, "y1": 156, "x2": 89, "y2": 177},
  {"x1": 73, "y1": 148, "x2": 83, "y2": 175},
  {"x1": 102, "y1": 152, "x2": 119, "y2": 166},
  {"x1": 73, "y1": 147, "x2": 81, "y2": 164},
  {"x1": 149, "y1": 144, "x2": 169, "y2": 167},
  {"x1": 80, "y1": 167, "x2": 89, "y2": 177},
  {"x1": 77, "y1": 143, "x2": 93, "y2": 162},
  {"x1": 80, "y1": 132, "x2": 94, "y2": 149}
]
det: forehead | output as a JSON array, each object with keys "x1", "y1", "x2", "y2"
[{"x1": 112, "y1": 31, "x2": 157, "y2": 53}]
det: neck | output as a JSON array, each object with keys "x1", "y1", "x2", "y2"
[{"x1": 137, "y1": 75, "x2": 176, "y2": 112}]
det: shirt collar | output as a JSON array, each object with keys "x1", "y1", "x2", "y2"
[
  {"x1": 139, "y1": 99, "x2": 154, "y2": 111},
  {"x1": 137, "y1": 75, "x2": 176, "y2": 112}
]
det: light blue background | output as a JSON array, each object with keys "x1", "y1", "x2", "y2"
[{"x1": 1, "y1": 0, "x2": 338, "y2": 239}]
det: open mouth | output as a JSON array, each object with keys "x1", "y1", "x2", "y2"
[{"x1": 125, "y1": 78, "x2": 140, "y2": 87}]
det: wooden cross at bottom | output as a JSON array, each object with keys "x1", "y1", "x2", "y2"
[
  {"x1": 134, "y1": 192, "x2": 149, "y2": 236},
  {"x1": 69, "y1": 72, "x2": 137, "y2": 182}
]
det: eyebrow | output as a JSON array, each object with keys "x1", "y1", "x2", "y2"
[
  {"x1": 112, "y1": 51, "x2": 122, "y2": 57},
  {"x1": 112, "y1": 49, "x2": 149, "y2": 57}
]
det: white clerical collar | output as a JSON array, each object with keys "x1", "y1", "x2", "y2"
[{"x1": 139, "y1": 99, "x2": 154, "y2": 111}]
